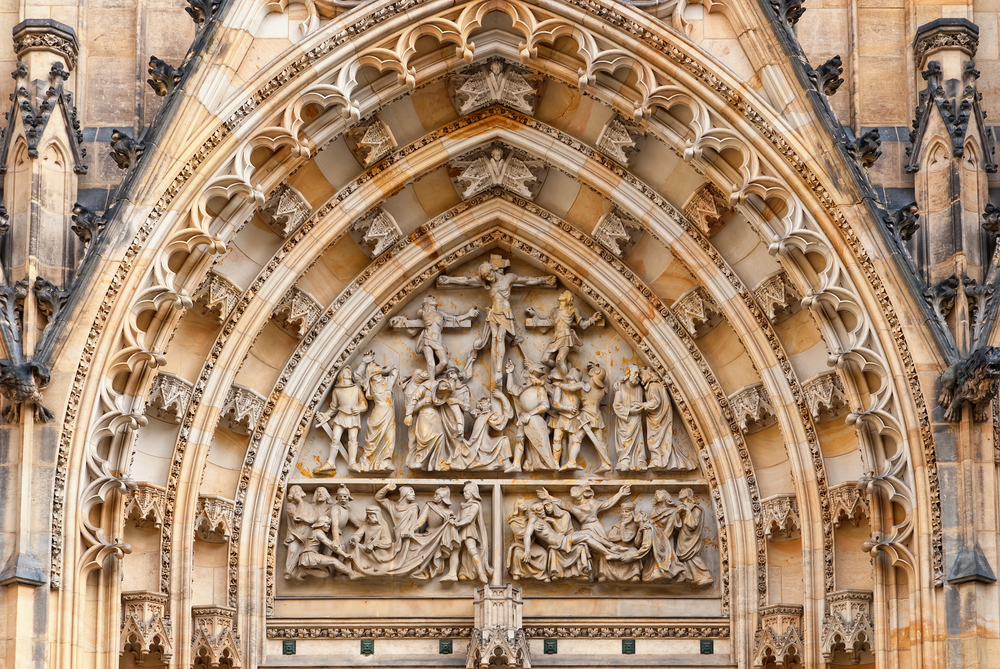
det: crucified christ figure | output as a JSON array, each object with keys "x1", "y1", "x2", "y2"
[{"x1": 437, "y1": 255, "x2": 556, "y2": 384}]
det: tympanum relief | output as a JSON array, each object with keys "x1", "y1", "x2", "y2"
[
  {"x1": 283, "y1": 254, "x2": 715, "y2": 595},
  {"x1": 297, "y1": 255, "x2": 700, "y2": 477}
]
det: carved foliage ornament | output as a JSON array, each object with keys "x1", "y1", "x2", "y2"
[
  {"x1": 728, "y1": 383, "x2": 776, "y2": 433},
  {"x1": 4, "y1": 61, "x2": 86, "y2": 171},
  {"x1": 191, "y1": 606, "x2": 241, "y2": 668},
  {"x1": 820, "y1": 590, "x2": 874, "y2": 665},
  {"x1": 671, "y1": 286, "x2": 722, "y2": 339},
  {"x1": 260, "y1": 184, "x2": 310, "y2": 238},
  {"x1": 195, "y1": 271, "x2": 241, "y2": 324},
  {"x1": 761, "y1": 494, "x2": 800, "y2": 540},
  {"x1": 682, "y1": 182, "x2": 730, "y2": 237},
  {"x1": 12, "y1": 19, "x2": 79, "y2": 70},
  {"x1": 938, "y1": 345, "x2": 1000, "y2": 422},
  {"x1": 592, "y1": 206, "x2": 642, "y2": 256}
]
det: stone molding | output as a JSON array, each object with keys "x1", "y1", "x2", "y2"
[
  {"x1": 820, "y1": 590, "x2": 873, "y2": 665},
  {"x1": 260, "y1": 184, "x2": 310, "y2": 238},
  {"x1": 728, "y1": 382, "x2": 776, "y2": 433},
  {"x1": 120, "y1": 590, "x2": 173, "y2": 665},
  {"x1": 146, "y1": 371, "x2": 194, "y2": 424},
  {"x1": 761, "y1": 494, "x2": 800, "y2": 540},
  {"x1": 272, "y1": 286, "x2": 322, "y2": 338},
  {"x1": 802, "y1": 371, "x2": 847, "y2": 423},
  {"x1": 195, "y1": 495, "x2": 234, "y2": 543},
  {"x1": 191, "y1": 605, "x2": 241, "y2": 668},
  {"x1": 671, "y1": 286, "x2": 723, "y2": 338},
  {"x1": 123, "y1": 483, "x2": 166, "y2": 529},
  {"x1": 195, "y1": 271, "x2": 241, "y2": 324},
  {"x1": 753, "y1": 605, "x2": 803, "y2": 668},
  {"x1": 12, "y1": 19, "x2": 79, "y2": 70},
  {"x1": 267, "y1": 623, "x2": 731, "y2": 639},
  {"x1": 828, "y1": 482, "x2": 870, "y2": 527},
  {"x1": 220, "y1": 384, "x2": 266, "y2": 434}
]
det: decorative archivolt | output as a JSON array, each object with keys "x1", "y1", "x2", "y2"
[{"x1": 52, "y1": 1, "x2": 937, "y2": 661}]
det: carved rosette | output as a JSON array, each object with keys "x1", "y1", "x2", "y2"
[
  {"x1": 682, "y1": 182, "x2": 731, "y2": 237},
  {"x1": 467, "y1": 585, "x2": 530, "y2": 669},
  {"x1": 352, "y1": 208, "x2": 402, "y2": 259},
  {"x1": 196, "y1": 495, "x2": 234, "y2": 543},
  {"x1": 828, "y1": 482, "x2": 870, "y2": 527},
  {"x1": 120, "y1": 591, "x2": 173, "y2": 664},
  {"x1": 260, "y1": 184, "x2": 310, "y2": 238},
  {"x1": 191, "y1": 605, "x2": 241, "y2": 668},
  {"x1": 195, "y1": 272, "x2": 241, "y2": 324},
  {"x1": 802, "y1": 371, "x2": 847, "y2": 422},
  {"x1": 272, "y1": 286, "x2": 322, "y2": 338},
  {"x1": 348, "y1": 117, "x2": 397, "y2": 166},
  {"x1": 592, "y1": 206, "x2": 641, "y2": 256},
  {"x1": 220, "y1": 384, "x2": 266, "y2": 435},
  {"x1": 728, "y1": 383, "x2": 776, "y2": 433},
  {"x1": 451, "y1": 60, "x2": 536, "y2": 115},
  {"x1": 124, "y1": 483, "x2": 166, "y2": 529},
  {"x1": 671, "y1": 286, "x2": 723, "y2": 338},
  {"x1": 761, "y1": 494, "x2": 800, "y2": 540},
  {"x1": 753, "y1": 271, "x2": 799, "y2": 323},
  {"x1": 820, "y1": 590, "x2": 874, "y2": 665},
  {"x1": 147, "y1": 372, "x2": 194, "y2": 423},
  {"x1": 596, "y1": 115, "x2": 638, "y2": 165},
  {"x1": 753, "y1": 605, "x2": 803, "y2": 668}
]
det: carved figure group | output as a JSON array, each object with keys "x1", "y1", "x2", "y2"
[
  {"x1": 312, "y1": 256, "x2": 695, "y2": 475},
  {"x1": 506, "y1": 487, "x2": 714, "y2": 585},
  {"x1": 283, "y1": 483, "x2": 491, "y2": 583}
]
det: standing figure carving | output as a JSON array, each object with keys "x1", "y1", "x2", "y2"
[
  {"x1": 548, "y1": 366, "x2": 589, "y2": 470},
  {"x1": 452, "y1": 481, "x2": 492, "y2": 582},
  {"x1": 404, "y1": 370, "x2": 450, "y2": 471},
  {"x1": 453, "y1": 389, "x2": 513, "y2": 470},
  {"x1": 436, "y1": 365, "x2": 472, "y2": 459},
  {"x1": 314, "y1": 367, "x2": 368, "y2": 474},
  {"x1": 326, "y1": 486, "x2": 362, "y2": 551},
  {"x1": 410, "y1": 487, "x2": 462, "y2": 580},
  {"x1": 613, "y1": 364, "x2": 647, "y2": 471},
  {"x1": 574, "y1": 362, "x2": 612, "y2": 473},
  {"x1": 505, "y1": 360, "x2": 557, "y2": 471},
  {"x1": 526, "y1": 290, "x2": 604, "y2": 375},
  {"x1": 642, "y1": 368, "x2": 696, "y2": 471},
  {"x1": 390, "y1": 296, "x2": 480, "y2": 380},
  {"x1": 438, "y1": 255, "x2": 556, "y2": 384},
  {"x1": 674, "y1": 488, "x2": 714, "y2": 585},
  {"x1": 642, "y1": 490, "x2": 684, "y2": 582},
  {"x1": 347, "y1": 506, "x2": 394, "y2": 575},
  {"x1": 359, "y1": 352, "x2": 398, "y2": 472},
  {"x1": 375, "y1": 483, "x2": 422, "y2": 565}
]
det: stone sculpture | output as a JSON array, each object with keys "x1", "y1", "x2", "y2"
[
  {"x1": 505, "y1": 360, "x2": 557, "y2": 471},
  {"x1": 613, "y1": 364, "x2": 647, "y2": 471},
  {"x1": 453, "y1": 389, "x2": 514, "y2": 470},
  {"x1": 314, "y1": 367, "x2": 368, "y2": 474},
  {"x1": 525, "y1": 290, "x2": 603, "y2": 375},
  {"x1": 507, "y1": 488, "x2": 714, "y2": 585},
  {"x1": 438, "y1": 255, "x2": 556, "y2": 384},
  {"x1": 359, "y1": 352, "x2": 398, "y2": 472},
  {"x1": 641, "y1": 367, "x2": 695, "y2": 471},
  {"x1": 283, "y1": 484, "x2": 492, "y2": 583},
  {"x1": 390, "y1": 296, "x2": 480, "y2": 380}
]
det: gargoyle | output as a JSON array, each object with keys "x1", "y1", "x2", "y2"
[
  {"x1": 939, "y1": 346, "x2": 1000, "y2": 422},
  {"x1": 0, "y1": 359, "x2": 54, "y2": 423}
]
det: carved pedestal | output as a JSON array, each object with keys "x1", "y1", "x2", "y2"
[
  {"x1": 752, "y1": 605, "x2": 803, "y2": 668},
  {"x1": 192, "y1": 605, "x2": 241, "y2": 668},
  {"x1": 120, "y1": 591, "x2": 173, "y2": 664},
  {"x1": 467, "y1": 585, "x2": 530, "y2": 669},
  {"x1": 821, "y1": 590, "x2": 874, "y2": 665}
]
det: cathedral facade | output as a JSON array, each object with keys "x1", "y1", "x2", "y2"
[{"x1": 0, "y1": 0, "x2": 998, "y2": 667}]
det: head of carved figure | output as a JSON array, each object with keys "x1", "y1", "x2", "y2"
[
  {"x1": 653, "y1": 489, "x2": 673, "y2": 506},
  {"x1": 421, "y1": 296, "x2": 438, "y2": 312},
  {"x1": 567, "y1": 367, "x2": 583, "y2": 383},
  {"x1": 399, "y1": 486, "x2": 416, "y2": 503},
  {"x1": 490, "y1": 60, "x2": 502, "y2": 75},
  {"x1": 434, "y1": 487, "x2": 452, "y2": 505},
  {"x1": 625, "y1": 364, "x2": 641, "y2": 384},
  {"x1": 543, "y1": 501, "x2": 554, "y2": 515},
  {"x1": 475, "y1": 396, "x2": 493, "y2": 415},
  {"x1": 365, "y1": 506, "x2": 381, "y2": 525},
  {"x1": 445, "y1": 366, "x2": 460, "y2": 382},
  {"x1": 634, "y1": 511, "x2": 651, "y2": 528},
  {"x1": 570, "y1": 484, "x2": 594, "y2": 501},
  {"x1": 313, "y1": 487, "x2": 332, "y2": 505},
  {"x1": 528, "y1": 503, "x2": 546, "y2": 517},
  {"x1": 464, "y1": 481, "x2": 481, "y2": 501},
  {"x1": 639, "y1": 367, "x2": 658, "y2": 386},
  {"x1": 288, "y1": 485, "x2": 306, "y2": 503},
  {"x1": 620, "y1": 502, "x2": 635, "y2": 521},
  {"x1": 587, "y1": 361, "x2": 607, "y2": 389},
  {"x1": 336, "y1": 486, "x2": 353, "y2": 504},
  {"x1": 336, "y1": 367, "x2": 354, "y2": 387},
  {"x1": 678, "y1": 488, "x2": 696, "y2": 507},
  {"x1": 478, "y1": 260, "x2": 497, "y2": 282},
  {"x1": 491, "y1": 147, "x2": 503, "y2": 161},
  {"x1": 558, "y1": 290, "x2": 573, "y2": 306}
]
